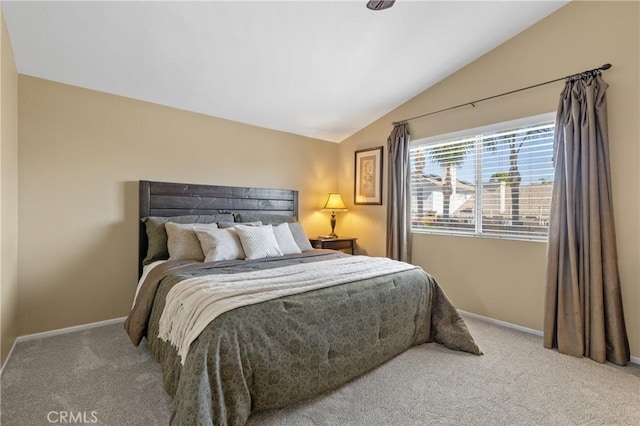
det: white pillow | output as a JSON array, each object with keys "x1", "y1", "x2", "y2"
[
  {"x1": 272, "y1": 223, "x2": 302, "y2": 255},
  {"x1": 235, "y1": 225, "x2": 283, "y2": 260},
  {"x1": 166, "y1": 222, "x2": 218, "y2": 261},
  {"x1": 195, "y1": 228, "x2": 245, "y2": 262}
]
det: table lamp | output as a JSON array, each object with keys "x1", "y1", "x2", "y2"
[{"x1": 321, "y1": 193, "x2": 348, "y2": 238}]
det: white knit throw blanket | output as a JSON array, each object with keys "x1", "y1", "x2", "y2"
[{"x1": 158, "y1": 256, "x2": 418, "y2": 363}]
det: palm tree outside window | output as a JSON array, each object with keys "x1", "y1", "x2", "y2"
[{"x1": 409, "y1": 113, "x2": 555, "y2": 241}]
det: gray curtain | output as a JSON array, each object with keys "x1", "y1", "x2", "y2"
[
  {"x1": 386, "y1": 122, "x2": 412, "y2": 262},
  {"x1": 544, "y1": 73, "x2": 630, "y2": 365}
]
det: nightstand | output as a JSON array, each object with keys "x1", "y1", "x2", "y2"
[{"x1": 309, "y1": 237, "x2": 357, "y2": 255}]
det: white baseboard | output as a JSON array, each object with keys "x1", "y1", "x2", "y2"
[
  {"x1": 0, "y1": 316, "x2": 126, "y2": 375},
  {"x1": 16, "y1": 316, "x2": 126, "y2": 342},
  {"x1": 458, "y1": 309, "x2": 543, "y2": 336},
  {"x1": 458, "y1": 310, "x2": 639, "y2": 366},
  {"x1": 0, "y1": 338, "x2": 19, "y2": 377}
]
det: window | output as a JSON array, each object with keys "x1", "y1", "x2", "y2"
[{"x1": 410, "y1": 114, "x2": 555, "y2": 241}]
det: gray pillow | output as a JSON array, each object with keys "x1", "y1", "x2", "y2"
[
  {"x1": 217, "y1": 221, "x2": 262, "y2": 229},
  {"x1": 288, "y1": 222, "x2": 313, "y2": 252},
  {"x1": 235, "y1": 213, "x2": 297, "y2": 225},
  {"x1": 142, "y1": 213, "x2": 234, "y2": 265},
  {"x1": 166, "y1": 222, "x2": 218, "y2": 261}
]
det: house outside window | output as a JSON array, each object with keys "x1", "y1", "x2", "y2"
[{"x1": 410, "y1": 113, "x2": 555, "y2": 241}]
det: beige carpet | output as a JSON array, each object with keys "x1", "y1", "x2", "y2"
[{"x1": 1, "y1": 316, "x2": 638, "y2": 425}]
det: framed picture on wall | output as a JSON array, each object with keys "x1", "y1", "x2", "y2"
[{"x1": 354, "y1": 146, "x2": 383, "y2": 205}]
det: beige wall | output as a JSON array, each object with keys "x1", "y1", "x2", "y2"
[
  {"x1": 8, "y1": 1, "x2": 640, "y2": 361},
  {"x1": 1, "y1": 8, "x2": 19, "y2": 366},
  {"x1": 17, "y1": 76, "x2": 338, "y2": 335},
  {"x1": 338, "y1": 1, "x2": 639, "y2": 358}
]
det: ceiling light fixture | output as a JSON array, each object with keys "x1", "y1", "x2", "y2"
[{"x1": 366, "y1": 1, "x2": 395, "y2": 11}]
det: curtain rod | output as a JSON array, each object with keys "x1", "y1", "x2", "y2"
[{"x1": 392, "y1": 63, "x2": 612, "y2": 126}]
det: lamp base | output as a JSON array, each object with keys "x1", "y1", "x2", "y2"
[{"x1": 329, "y1": 212, "x2": 339, "y2": 239}]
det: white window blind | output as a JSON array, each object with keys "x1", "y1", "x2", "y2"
[{"x1": 410, "y1": 116, "x2": 555, "y2": 241}]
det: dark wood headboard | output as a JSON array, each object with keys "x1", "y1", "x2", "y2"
[{"x1": 139, "y1": 180, "x2": 299, "y2": 274}]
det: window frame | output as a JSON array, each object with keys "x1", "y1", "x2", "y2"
[{"x1": 409, "y1": 112, "x2": 556, "y2": 242}]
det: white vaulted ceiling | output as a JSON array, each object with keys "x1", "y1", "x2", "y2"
[{"x1": 2, "y1": 0, "x2": 566, "y2": 142}]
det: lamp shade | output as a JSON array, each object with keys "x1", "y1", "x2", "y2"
[{"x1": 322, "y1": 193, "x2": 348, "y2": 211}]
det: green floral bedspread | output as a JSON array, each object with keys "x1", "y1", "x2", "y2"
[{"x1": 142, "y1": 251, "x2": 481, "y2": 425}]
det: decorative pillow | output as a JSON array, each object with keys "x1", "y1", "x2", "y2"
[
  {"x1": 235, "y1": 225, "x2": 283, "y2": 260},
  {"x1": 195, "y1": 228, "x2": 246, "y2": 262},
  {"x1": 235, "y1": 213, "x2": 297, "y2": 225},
  {"x1": 272, "y1": 223, "x2": 302, "y2": 255},
  {"x1": 217, "y1": 221, "x2": 262, "y2": 229},
  {"x1": 166, "y1": 222, "x2": 218, "y2": 261},
  {"x1": 142, "y1": 214, "x2": 234, "y2": 264},
  {"x1": 288, "y1": 222, "x2": 313, "y2": 252}
]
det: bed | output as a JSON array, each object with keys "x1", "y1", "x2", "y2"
[{"x1": 126, "y1": 180, "x2": 481, "y2": 425}]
